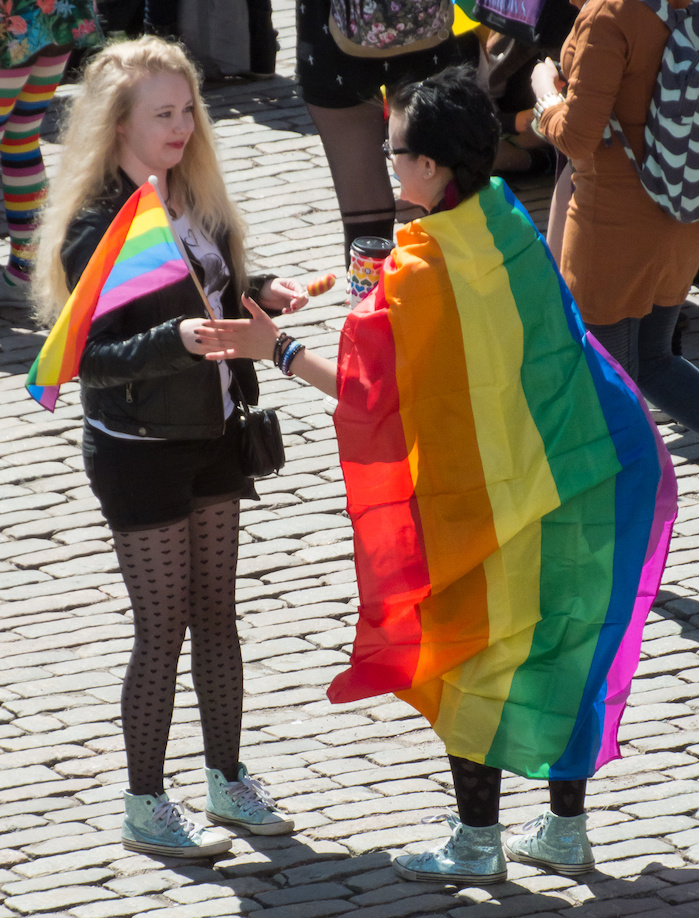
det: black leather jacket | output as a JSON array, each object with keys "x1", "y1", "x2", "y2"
[{"x1": 63, "y1": 173, "x2": 272, "y2": 439}]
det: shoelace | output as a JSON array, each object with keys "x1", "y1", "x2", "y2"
[
  {"x1": 421, "y1": 810, "x2": 460, "y2": 829},
  {"x1": 153, "y1": 798, "x2": 199, "y2": 835},
  {"x1": 408, "y1": 811, "x2": 461, "y2": 864},
  {"x1": 519, "y1": 814, "x2": 546, "y2": 838},
  {"x1": 226, "y1": 774, "x2": 275, "y2": 813}
]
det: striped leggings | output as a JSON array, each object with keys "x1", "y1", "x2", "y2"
[{"x1": 0, "y1": 50, "x2": 70, "y2": 283}]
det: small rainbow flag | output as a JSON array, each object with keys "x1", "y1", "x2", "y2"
[
  {"x1": 330, "y1": 178, "x2": 676, "y2": 780},
  {"x1": 27, "y1": 181, "x2": 190, "y2": 411}
]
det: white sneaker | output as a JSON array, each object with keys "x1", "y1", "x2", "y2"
[
  {"x1": 205, "y1": 764, "x2": 294, "y2": 835},
  {"x1": 122, "y1": 790, "x2": 231, "y2": 858},
  {"x1": 504, "y1": 810, "x2": 594, "y2": 876}
]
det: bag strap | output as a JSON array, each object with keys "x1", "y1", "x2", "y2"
[
  {"x1": 604, "y1": 113, "x2": 641, "y2": 174},
  {"x1": 602, "y1": 0, "x2": 680, "y2": 169},
  {"x1": 228, "y1": 372, "x2": 250, "y2": 417},
  {"x1": 638, "y1": 0, "x2": 679, "y2": 28}
]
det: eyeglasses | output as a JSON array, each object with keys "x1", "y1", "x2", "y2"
[{"x1": 382, "y1": 140, "x2": 412, "y2": 160}]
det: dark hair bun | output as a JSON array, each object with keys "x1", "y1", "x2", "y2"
[{"x1": 389, "y1": 65, "x2": 500, "y2": 199}]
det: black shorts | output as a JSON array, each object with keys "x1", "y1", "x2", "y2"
[
  {"x1": 82, "y1": 420, "x2": 255, "y2": 531},
  {"x1": 296, "y1": 0, "x2": 477, "y2": 108}
]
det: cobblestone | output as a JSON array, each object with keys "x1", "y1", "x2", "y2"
[{"x1": 0, "y1": 5, "x2": 697, "y2": 918}]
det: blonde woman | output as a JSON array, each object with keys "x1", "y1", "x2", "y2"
[{"x1": 33, "y1": 36, "x2": 307, "y2": 858}]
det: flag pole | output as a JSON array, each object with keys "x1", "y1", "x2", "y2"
[{"x1": 147, "y1": 174, "x2": 218, "y2": 322}]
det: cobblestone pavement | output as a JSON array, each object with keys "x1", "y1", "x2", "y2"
[{"x1": 3, "y1": 6, "x2": 699, "y2": 918}]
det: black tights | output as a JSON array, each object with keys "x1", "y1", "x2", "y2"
[
  {"x1": 449, "y1": 755, "x2": 587, "y2": 827},
  {"x1": 307, "y1": 101, "x2": 395, "y2": 268},
  {"x1": 116, "y1": 499, "x2": 243, "y2": 797}
]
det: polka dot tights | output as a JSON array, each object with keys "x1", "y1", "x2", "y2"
[
  {"x1": 115, "y1": 499, "x2": 243, "y2": 797},
  {"x1": 449, "y1": 755, "x2": 587, "y2": 826}
]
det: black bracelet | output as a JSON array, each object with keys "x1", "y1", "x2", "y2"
[{"x1": 273, "y1": 333, "x2": 290, "y2": 369}]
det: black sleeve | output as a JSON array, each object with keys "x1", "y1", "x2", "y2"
[
  {"x1": 79, "y1": 314, "x2": 200, "y2": 389},
  {"x1": 245, "y1": 273, "x2": 285, "y2": 315}
]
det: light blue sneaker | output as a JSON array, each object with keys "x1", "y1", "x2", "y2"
[
  {"x1": 205, "y1": 764, "x2": 294, "y2": 835},
  {"x1": 393, "y1": 813, "x2": 507, "y2": 885},
  {"x1": 504, "y1": 810, "x2": 595, "y2": 876},
  {"x1": 122, "y1": 790, "x2": 231, "y2": 858}
]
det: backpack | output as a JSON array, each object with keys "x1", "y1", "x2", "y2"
[
  {"x1": 328, "y1": 0, "x2": 455, "y2": 58},
  {"x1": 604, "y1": 0, "x2": 699, "y2": 223}
]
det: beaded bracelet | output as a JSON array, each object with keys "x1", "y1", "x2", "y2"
[
  {"x1": 280, "y1": 340, "x2": 305, "y2": 376},
  {"x1": 273, "y1": 333, "x2": 290, "y2": 369}
]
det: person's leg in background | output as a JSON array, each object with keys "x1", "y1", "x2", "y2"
[
  {"x1": 143, "y1": 0, "x2": 179, "y2": 36},
  {"x1": 307, "y1": 101, "x2": 395, "y2": 268},
  {"x1": 0, "y1": 48, "x2": 71, "y2": 303},
  {"x1": 246, "y1": 0, "x2": 278, "y2": 76},
  {"x1": 637, "y1": 302, "x2": 699, "y2": 432},
  {"x1": 584, "y1": 317, "x2": 641, "y2": 380},
  {"x1": 586, "y1": 305, "x2": 699, "y2": 432}
]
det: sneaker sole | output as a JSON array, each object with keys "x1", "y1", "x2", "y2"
[
  {"x1": 504, "y1": 845, "x2": 594, "y2": 876},
  {"x1": 205, "y1": 809, "x2": 294, "y2": 835},
  {"x1": 122, "y1": 836, "x2": 231, "y2": 858},
  {"x1": 393, "y1": 859, "x2": 507, "y2": 885}
]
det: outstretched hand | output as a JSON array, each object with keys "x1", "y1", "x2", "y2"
[
  {"x1": 196, "y1": 293, "x2": 339, "y2": 398},
  {"x1": 195, "y1": 294, "x2": 280, "y2": 361}
]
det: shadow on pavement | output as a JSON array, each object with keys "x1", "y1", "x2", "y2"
[{"x1": 149, "y1": 854, "x2": 699, "y2": 915}]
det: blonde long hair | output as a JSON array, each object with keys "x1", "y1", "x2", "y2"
[{"x1": 33, "y1": 36, "x2": 247, "y2": 325}]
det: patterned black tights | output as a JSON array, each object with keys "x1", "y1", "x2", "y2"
[
  {"x1": 116, "y1": 499, "x2": 243, "y2": 797},
  {"x1": 449, "y1": 755, "x2": 502, "y2": 827},
  {"x1": 306, "y1": 102, "x2": 395, "y2": 267},
  {"x1": 449, "y1": 755, "x2": 587, "y2": 826}
]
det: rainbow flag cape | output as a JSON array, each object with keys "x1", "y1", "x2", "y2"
[
  {"x1": 451, "y1": 0, "x2": 480, "y2": 33},
  {"x1": 330, "y1": 178, "x2": 676, "y2": 780},
  {"x1": 26, "y1": 181, "x2": 190, "y2": 411}
]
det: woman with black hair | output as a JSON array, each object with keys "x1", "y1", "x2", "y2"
[{"x1": 194, "y1": 65, "x2": 673, "y2": 886}]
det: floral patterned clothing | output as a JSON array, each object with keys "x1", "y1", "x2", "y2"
[
  {"x1": 0, "y1": 0, "x2": 102, "y2": 68},
  {"x1": 328, "y1": 0, "x2": 454, "y2": 57},
  {"x1": 297, "y1": 0, "x2": 466, "y2": 107}
]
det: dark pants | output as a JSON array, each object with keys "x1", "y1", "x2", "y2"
[{"x1": 586, "y1": 303, "x2": 699, "y2": 432}]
